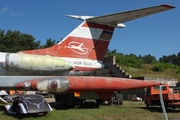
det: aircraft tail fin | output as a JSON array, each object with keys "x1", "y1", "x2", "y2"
[
  {"x1": 54, "y1": 21, "x2": 115, "y2": 60},
  {"x1": 22, "y1": 21, "x2": 114, "y2": 61}
]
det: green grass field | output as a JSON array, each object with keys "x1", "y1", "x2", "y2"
[{"x1": 1, "y1": 101, "x2": 180, "y2": 120}]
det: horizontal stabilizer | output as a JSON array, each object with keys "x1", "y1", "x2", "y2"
[
  {"x1": 66, "y1": 15, "x2": 94, "y2": 20},
  {"x1": 67, "y1": 4, "x2": 175, "y2": 28}
]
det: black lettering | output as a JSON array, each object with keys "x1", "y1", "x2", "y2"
[
  {"x1": 73, "y1": 61, "x2": 82, "y2": 65},
  {"x1": 84, "y1": 62, "x2": 92, "y2": 66}
]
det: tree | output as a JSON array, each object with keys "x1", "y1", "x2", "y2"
[
  {"x1": 40, "y1": 38, "x2": 56, "y2": 48},
  {"x1": 105, "y1": 49, "x2": 117, "y2": 57},
  {"x1": 159, "y1": 55, "x2": 171, "y2": 63},
  {"x1": 0, "y1": 30, "x2": 40, "y2": 52},
  {"x1": 142, "y1": 54, "x2": 156, "y2": 64}
]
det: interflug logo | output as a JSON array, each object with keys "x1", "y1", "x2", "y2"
[{"x1": 68, "y1": 42, "x2": 88, "y2": 54}]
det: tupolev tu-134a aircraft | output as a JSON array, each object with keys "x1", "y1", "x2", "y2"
[{"x1": 0, "y1": 4, "x2": 175, "y2": 106}]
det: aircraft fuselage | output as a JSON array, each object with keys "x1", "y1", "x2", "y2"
[{"x1": 0, "y1": 52, "x2": 104, "y2": 76}]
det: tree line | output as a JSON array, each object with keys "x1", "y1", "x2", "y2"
[
  {"x1": 0, "y1": 29, "x2": 180, "y2": 72},
  {"x1": 106, "y1": 49, "x2": 180, "y2": 73},
  {"x1": 0, "y1": 29, "x2": 58, "y2": 53}
]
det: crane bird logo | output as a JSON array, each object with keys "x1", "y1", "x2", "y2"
[{"x1": 68, "y1": 42, "x2": 88, "y2": 54}]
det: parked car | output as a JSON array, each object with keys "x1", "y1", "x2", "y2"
[
  {"x1": 4, "y1": 94, "x2": 52, "y2": 118},
  {"x1": 132, "y1": 95, "x2": 142, "y2": 101}
]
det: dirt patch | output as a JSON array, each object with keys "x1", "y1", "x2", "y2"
[{"x1": 45, "y1": 98, "x2": 55, "y2": 103}]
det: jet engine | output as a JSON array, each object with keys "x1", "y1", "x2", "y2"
[{"x1": 5, "y1": 53, "x2": 73, "y2": 75}]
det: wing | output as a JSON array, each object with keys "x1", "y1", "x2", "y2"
[
  {"x1": 0, "y1": 76, "x2": 160, "y2": 92},
  {"x1": 86, "y1": 4, "x2": 175, "y2": 24}
]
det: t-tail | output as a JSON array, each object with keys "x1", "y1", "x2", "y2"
[{"x1": 20, "y1": 4, "x2": 174, "y2": 61}]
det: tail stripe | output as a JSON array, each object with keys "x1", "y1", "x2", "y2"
[
  {"x1": 68, "y1": 27, "x2": 103, "y2": 40},
  {"x1": 99, "y1": 30, "x2": 113, "y2": 41},
  {"x1": 82, "y1": 22, "x2": 114, "y2": 31}
]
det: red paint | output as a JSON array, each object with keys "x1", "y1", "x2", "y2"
[
  {"x1": 15, "y1": 79, "x2": 41, "y2": 90},
  {"x1": 162, "y1": 4, "x2": 175, "y2": 8},
  {"x1": 21, "y1": 36, "x2": 110, "y2": 60},
  {"x1": 66, "y1": 76, "x2": 161, "y2": 92}
]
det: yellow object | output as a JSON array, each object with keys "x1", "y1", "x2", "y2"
[{"x1": 74, "y1": 92, "x2": 80, "y2": 97}]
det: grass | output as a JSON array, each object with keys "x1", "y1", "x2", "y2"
[{"x1": 1, "y1": 101, "x2": 180, "y2": 120}]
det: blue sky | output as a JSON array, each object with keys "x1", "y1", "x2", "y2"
[{"x1": 0, "y1": 1, "x2": 179, "y2": 59}]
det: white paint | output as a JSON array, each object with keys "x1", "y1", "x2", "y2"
[
  {"x1": 66, "y1": 15, "x2": 94, "y2": 20},
  {"x1": 0, "y1": 52, "x2": 8, "y2": 62},
  {"x1": 61, "y1": 57, "x2": 104, "y2": 69},
  {"x1": 58, "y1": 21, "x2": 106, "y2": 45},
  {"x1": 67, "y1": 42, "x2": 88, "y2": 54},
  {"x1": 70, "y1": 26, "x2": 103, "y2": 39}
]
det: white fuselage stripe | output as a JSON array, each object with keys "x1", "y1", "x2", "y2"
[{"x1": 60, "y1": 57, "x2": 104, "y2": 69}]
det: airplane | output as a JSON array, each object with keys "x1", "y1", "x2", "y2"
[{"x1": 0, "y1": 4, "x2": 175, "y2": 107}]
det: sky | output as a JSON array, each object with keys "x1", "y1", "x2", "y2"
[{"x1": 0, "y1": 0, "x2": 179, "y2": 59}]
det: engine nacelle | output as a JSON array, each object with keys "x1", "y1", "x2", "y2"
[{"x1": 5, "y1": 53, "x2": 73, "y2": 75}]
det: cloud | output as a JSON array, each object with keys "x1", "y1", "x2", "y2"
[
  {"x1": 0, "y1": 5, "x2": 23, "y2": 17},
  {"x1": 11, "y1": 12, "x2": 23, "y2": 17},
  {"x1": 0, "y1": 5, "x2": 9, "y2": 14}
]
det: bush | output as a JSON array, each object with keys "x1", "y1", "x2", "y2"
[{"x1": 152, "y1": 63, "x2": 166, "y2": 72}]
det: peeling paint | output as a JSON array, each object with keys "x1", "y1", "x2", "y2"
[{"x1": 5, "y1": 54, "x2": 73, "y2": 75}]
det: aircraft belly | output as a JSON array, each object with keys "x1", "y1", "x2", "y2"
[{"x1": 0, "y1": 68, "x2": 95, "y2": 76}]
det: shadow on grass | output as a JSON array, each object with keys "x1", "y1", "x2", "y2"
[
  {"x1": 49, "y1": 102, "x2": 74, "y2": 110},
  {"x1": 49, "y1": 102, "x2": 101, "y2": 110},
  {"x1": 135, "y1": 106, "x2": 180, "y2": 113}
]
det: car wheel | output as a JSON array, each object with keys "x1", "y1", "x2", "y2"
[
  {"x1": 43, "y1": 112, "x2": 47, "y2": 116},
  {"x1": 16, "y1": 107, "x2": 22, "y2": 119}
]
